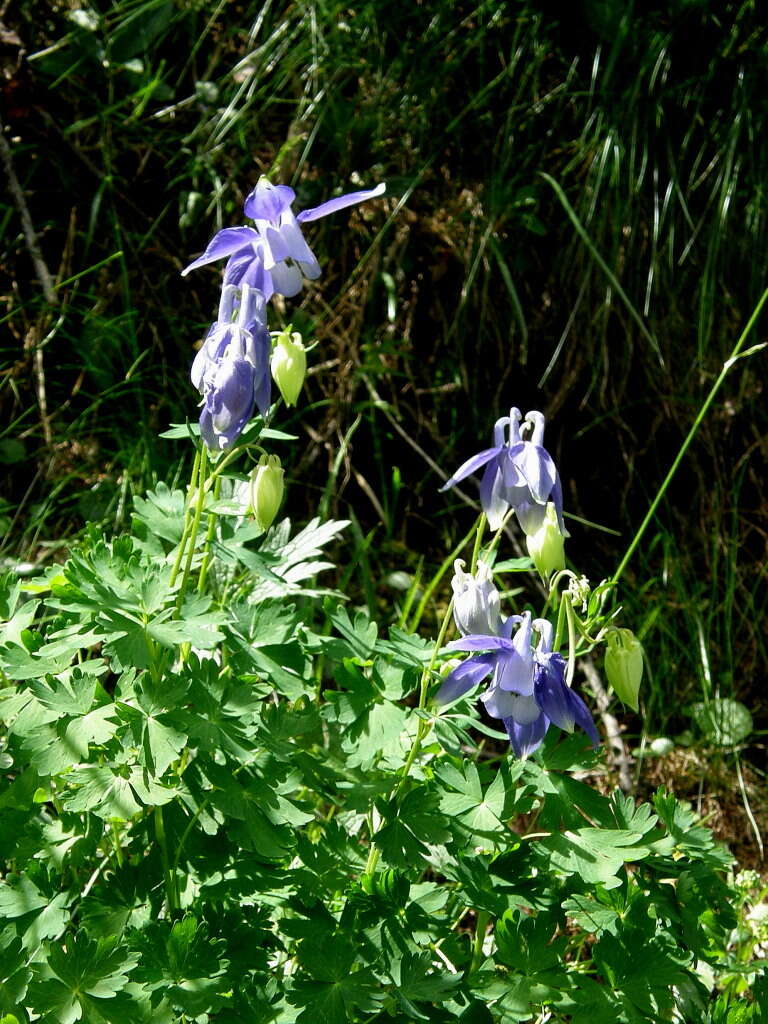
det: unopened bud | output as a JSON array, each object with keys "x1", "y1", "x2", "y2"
[
  {"x1": 451, "y1": 559, "x2": 502, "y2": 636},
  {"x1": 604, "y1": 628, "x2": 643, "y2": 711},
  {"x1": 525, "y1": 503, "x2": 565, "y2": 580},
  {"x1": 270, "y1": 329, "x2": 306, "y2": 407},
  {"x1": 248, "y1": 454, "x2": 284, "y2": 532}
]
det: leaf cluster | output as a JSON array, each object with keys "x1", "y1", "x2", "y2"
[{"x1": 0, "y1": 493, "x2": 764, "y2": 1022}]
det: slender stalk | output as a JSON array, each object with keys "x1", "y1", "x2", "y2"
[
  {"x1": 365, "y1": 514, "x2": 486, "y2": 875},
  {"x1": 111, "y1": 821, "x2": 124, "y2": 868},
  {"x1": 408, "y1": 516, "x2": 482, "y2": 634},
  {"x1": 469, "y1": 513, "x2": 486, "y2": 573},
  {"x1": 175, "y1": 448, "x2": 209, "y2": 614},
  {"x1": 154, "y1": 806, "x2": 177, "y2": 913},
  {"x1": 169, "y1": 447, "x2": 202, "y2": 588},
  {"x1": 469, "y1": 909, "x2": 490, "y2": 975},
  {"x1": 564, "y1": 595, "x2": 577, "y2": 687},
  {"x1": 612, "y1": 286, "x2": 768, "y2": 585},
  {"x1": 197, "y1": 475, "x2": 222, "y2": 594}
]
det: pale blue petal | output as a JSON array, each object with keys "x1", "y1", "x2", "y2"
[
  {"x1": 503, "y1": 713, "x2": 549, "y2": 758},
  {"x1": 479, "y1": 461, "x2": 509, "y2": 530},
  {"x1": 446, "y1": 635, "x2": 515, "y2": 653},
  {"x1": 435, "y1": 655, "x2": 495, "y2": 705},
  {"x1": 440, "y1": 448, "x2": 500, "y2": 491},
  {"x1": 268, "y1": 261, "x2": 304, "y2": 297},
  {"x1": 517, "y1": 443, "x2": 557, "y2": 504},
  {"x1": 244, "y1": 181, "x2": 295, "y2": 222},
  {"x1": 182, "y1": 227, "x2": 258, "y2": 276},
  {"x1": 296, "y1": 183, "x2": 386, "y2": 223}
]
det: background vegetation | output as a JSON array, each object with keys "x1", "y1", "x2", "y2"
[{"x1": 1, "y1": 0, "x2": 766, "y2": 861}]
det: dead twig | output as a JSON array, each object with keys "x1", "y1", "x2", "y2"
[{"x1": 1, "y1": 112, "x2": 57, "y2": 446}]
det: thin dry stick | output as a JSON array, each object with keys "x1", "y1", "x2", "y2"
[{"x1": 1, "y1": 114, "x2": 57, "y2": 446}]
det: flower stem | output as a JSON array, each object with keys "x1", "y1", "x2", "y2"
[
  {"x1": 408, "y1": 515, "x2": 483, "y2": 634},
  {"x1": 169, "y1": 448, "x2": 202, "y2": 589},
  {"x1": 175, "y1": 447, "x2": 208, "y2": 614},
  {"x1": 469, "y1": 909, "x2": 489, "y2": 975},
  {"x1": 197, "y1": 474, "x2": 221, "y2": 594},
  {"x1": 154, "y1": 805, "x2": 177, "y2": 913},
  {"x1": 364, "y1": 513, "x2": 485, "y2": 875}
]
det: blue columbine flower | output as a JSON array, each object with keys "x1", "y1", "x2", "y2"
[
  {"x1": 435, "y1": 614, "x2": 598, "y2": 758},
  {"x1": 441, "y1": 408, "x2": 565, "y2": 535},
  {"x1": 192, "y1": 284, "x2": 271, "y2": 451},
  {"x1": 181, "y1": 177, "x2": 386, "y2": 299}
]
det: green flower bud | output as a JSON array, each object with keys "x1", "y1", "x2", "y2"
[
  {"x1": 248, "y1": 454, "x2": 284, "y2": 533},
  {"x1": 525, "y1": 502, "x2": 565, "y2": 579},
  {"x1": 604, "y1": 628, "x2": 644, "y2": 711},
  {"x1": 270, "y1": 329, "x2": 306, "y2": 407}
]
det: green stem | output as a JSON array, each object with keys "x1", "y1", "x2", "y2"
[
  {"x1": 366, "y1": 514, "x2": 486, "y2": 875},
  {"x1": 564, "y1": 594, "x2": 577, "y2": 686},
  {"x1": 553, "y1": 591, "x2": 568, "y2": 652},
  {"x1": 154, "y1": 806, "x2": 177, "y2": 913},
  {"x1": 176, "y1": 448, "x2": 208, "y2": 615},
  {"x1": 469, "y1": 909, "x2": 490, "y2": 975},
  {"x1": 469, "y1": 513, "x2": 486, "y2": 573},
  {"x1": 611, "y1": 285, "x2": 768, "y2": 585},
  {"x1": 111, "y1": 821, "x2": 124, "y2": 868},
  {"x1": 170, "y1": 448, "x2": 202, "y2": 588},
  {"x1": 408, "y1": 516, "x2": 483, "y2": 634},
  {"x1": 197, "y1": 475, "x2": 221, "y2": 594}
]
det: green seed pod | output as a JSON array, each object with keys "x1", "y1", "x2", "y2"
[
  {"x1": 248, "y1": 454, "x2": 284, "y2": 533},
  {"x1": 525, "y1": 502, "x2": 566, "y2": 580},
  {"x1": 270, "y1": 329, "x2": 306, "y2": 407},
  {"x1": 604, "y1": 627, "x2": 644, "y2": 711}
]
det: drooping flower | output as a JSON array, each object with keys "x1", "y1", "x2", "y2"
[
  {"x1": 451, "y1": 559, "x2": 503, "y2": 637},
  {"x1": 181, "y1": 177, "x2": 386, "y2": 299},
  {"x1": 435, "y1": 614, "x2": 598, "y2": 758},
  {"x1": 441, "y1": 408, "x2": 565, "y2": 535},
  {"x1": 192, "y1": 284, "x2": 271, "y2": 451},
  {"x1": 435, "y1": 611, "x2": 535, "y2": 709}
]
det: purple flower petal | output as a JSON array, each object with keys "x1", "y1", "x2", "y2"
[
  {"x1": 494, "y1": 651, "x2": 534, "y2": 696},
  {"x1": 268, "y1": 261, "x2": 304, "y2": 298},
  {"x1": 533, "y1": 656, "x2": 576, "y2": 731},
  {"x1": 482, "y1": 688, "x2": 539, "y2": 721},
  {"x1": 517, "y1": 444, "x2": 558, "y2": 505},
  {"x1": 440, "y1": 448, "x2": 500, "y2": 492},
  {"x1": 296, "y1": 183, "x2": 386, "y2": 224},
  {"x1": 243, "y1": 181, "x2": 296, "y2": 222},
  {"x1": 261, "y1": 225, "x2": 291, "y2": 268},
  {"x1": 479, "y1": 460, "x2": 510, "y2": 530},
  {"x1": 435, "y1": 655, "x2": 495, "y2": 705},
  {"x1": 209, "y1": 359, "x2": 255, "y2": 433},
  {"x1": 534, "y1": 655, "x2": 599, "y2": 747},
  {"x1": 568, "y1": 689, "x2": 600, "y2": 747},
  {"x1": 549, "y1": 474, "x2": 567, "y2": 535},
  {"x1": 181, "y1": 227, "x2": 258, "y2": 276},
  {"x1": 446, "y1": 635, "x2": 516, "y2": 653},
  {"x1": 238, "y1": 255, "x2": 273, "y2": 298},
  {"x1": 503, "y1": 712, "x2": 549, "y2": 758},
  {"x1": 279, "y1": 210, "x2": 321, "y2": 269},
  {"x1": 249, "y1": 325, "x2": 272, "y2": 417}
]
